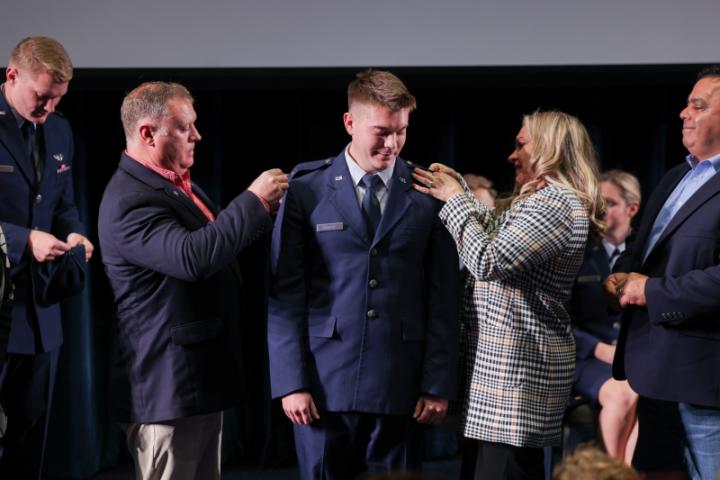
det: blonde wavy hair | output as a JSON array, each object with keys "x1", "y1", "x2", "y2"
[{"x1": 500, "y1": 110, "x2": 605, "y2": 244}]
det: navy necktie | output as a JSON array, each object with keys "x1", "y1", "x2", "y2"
[
  {"x1": 608, "y1": 248, "x2": 621, "y2": 271},
  {"x1": 22, "y1": 122, "x2": 42, "y2": 182},
  {"x1": 361, "y1": 174, "x2": 382, "y2": 237}
]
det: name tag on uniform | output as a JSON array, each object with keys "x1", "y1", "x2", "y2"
[
  {"x1": 576, "y1": 274, "x2": 602, "y2": 283},
  {"x1": 0, "y1": 165, "x2": 14, "y2": 173},
  {"x1": 316, "y1": 222, "x2": 344, "y2": 232}
]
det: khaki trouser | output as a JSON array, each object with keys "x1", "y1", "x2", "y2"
[{"x1": 123, "y1": 412, "x2": 222, "y2": 480}]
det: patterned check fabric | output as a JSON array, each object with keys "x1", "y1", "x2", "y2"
[
  {"x1": 439, "y1": 185, "x2": 589, "y2": 447},
  {"x1": 361, "y1": 174, "x2": 382, "y2": 237}
]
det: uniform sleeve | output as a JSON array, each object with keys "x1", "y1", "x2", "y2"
[
  {"x1": 420, "y1": 208, "x2": 460, "y2": 399},
  {"x1": 51, "y1": 130, "x2": 84, "y2": 239},
  {"x1": 267, "y1": 185, "x2": 311, "y2": 398}
]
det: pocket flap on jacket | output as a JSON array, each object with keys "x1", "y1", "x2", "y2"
[
  {"x1": 170, "y1": 318, "x2": 223, "y2": 345},
  {"x1": 308, "y1": 315, "x2": 336, "y2": 338}
]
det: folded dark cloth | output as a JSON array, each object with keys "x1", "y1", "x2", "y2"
[{"x1": 31, "y1": 245, "x2": 86, "y2": 307}]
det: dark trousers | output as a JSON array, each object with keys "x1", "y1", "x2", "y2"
[
  {"x1": 460, "y1": 438, "x2": 545, "y2": 480},
  {"x1": 0, "y1": 349, "x2": 59, "y2": 479},
  {"x1": 293, "y1": 411, "x2": 422, "y2": 480},
  {"x1": 632, "y1": 396, "x2": 686, "y2": 473}
]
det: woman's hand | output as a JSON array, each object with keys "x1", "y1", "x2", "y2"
[
  {"x1": 412, "y1": 166, "x2": 464, "y2": 203},
  {"x1": 428, "y1": 162, "x2": 463, "y2": 182}
]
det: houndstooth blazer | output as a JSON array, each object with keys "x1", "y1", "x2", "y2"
[{"x1": 439, "y1": 184, "x2": 589, "y2": 448}]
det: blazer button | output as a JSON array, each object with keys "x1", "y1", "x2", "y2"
[
  {"x1": 367, "y1": 309, "x2": 378, "y2": 319},
  {"x1": 368, "y1": 279, "x2": 378, "y2": 288},
  {"x1": 34, "y1": 194, "x2": 42, "y2": 204},
  {"x1": 370, "y1": 248, "x2": 379, "y2": 257}
]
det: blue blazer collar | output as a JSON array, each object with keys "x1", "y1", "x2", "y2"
[
  {"x1": 118, "y1": 153, "x2": 216, "y2": 225},
  {"x1": 649, "y1": 169, "x2": 720, "y2": 261}
]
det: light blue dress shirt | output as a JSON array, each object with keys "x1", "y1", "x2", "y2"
[
  {"x1": 642, "y1": 154, "x2": 720, "y2": 263},
  {"x1": 344, "y1": 146, "x2": 394, "y2": 214}
]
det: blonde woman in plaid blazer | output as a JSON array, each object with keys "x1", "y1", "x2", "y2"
[{"x1": 413, "y1": 111, "x2": 605, "y2": 480}]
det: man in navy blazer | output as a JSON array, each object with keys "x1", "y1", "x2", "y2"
[
  {"x1": 268, "y1": 70, "x2": 459, "y2": 479},
  {"x1": 0, "y1": 36, "x2": 93, "y2": 478},
  {"x1": 98, "y1": 82, "x2": 287, "y2": 479},
  {"x1": 608, "y1": 66, "x2": 720, "y2": 478}
]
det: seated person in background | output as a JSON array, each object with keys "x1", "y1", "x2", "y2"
[
  {"x1": 462, "y1": 173, "x2": 497, "y2": 208},
  {"x1": 567, "y1": 169, "x2": 641, "y2": 463},
  {"x1": 553, "y1": 444, "x2": 640, "y2": 480}
]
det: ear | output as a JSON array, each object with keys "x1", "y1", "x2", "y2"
[
  {"x1": 5, "y1": 67, "x2": 18, "y2": 84},
  {"x1": 138, "y1": 124, "x2": 156, "y2": 146},
  {"x1": 627, "y1": 202, "x2": 640, "y2": 218},
  {"x1": 343, "y1": 112, "x2": 353, "y2": 136}
]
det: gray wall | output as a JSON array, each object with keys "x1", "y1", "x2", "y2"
[{"x1": 3, "y1": 0, "x2": 719, "y2": 68}]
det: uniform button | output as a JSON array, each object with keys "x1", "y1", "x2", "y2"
[
  {"x1": 34, "y1": 194, "x2": 42, "y2": 204},
  {"x1": 367, "y1": 309, "x2": 378, "y2": 319},
  {"x1": 370, "y1": 248, "x2": 379, "y2": 257},
  {"x1": 368, "y1": 279, "x2": 378, "y2": 288},
  {"x1": 33, "y1": 226, "x2": 39, "y2": 230},
  {"x1": 611, "y1": 339, "x2": 618, "y2": 345},
  {"x1": 612, "y1": 321, "x2": 621, "y2": 329}
]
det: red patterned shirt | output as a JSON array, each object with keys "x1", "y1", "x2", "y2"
[{"x1": 129, "y1": 153, "x2": 215, "y2": 222}]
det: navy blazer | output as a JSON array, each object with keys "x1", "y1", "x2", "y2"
[
  {"x1": 98, "y1": 154, "x2": 272, "y2": 422},
  {"x1": 613, "y1": 162, "x2": 720, "y2": 408},
  {"x1": 268, "y1": 152, "x2": 459, "y2": 415},
  {"x1": 568, "y1": 245, "x2": 622, "y2": 361},
  {"x1": 0, "y1": 92, "x2": 83, "y2": 354}
]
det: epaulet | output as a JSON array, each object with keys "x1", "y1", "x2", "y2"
[{"x1": 290, "y1": 157, "x2": 334, "y2": 179}]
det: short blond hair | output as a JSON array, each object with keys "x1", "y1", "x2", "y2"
[
  {"x1": 553, "y1": 444, "x2": 640, "y2": 480},
  {"x1": 9, "y1": 36, "x2": 73, "y2": 83},
  {"x1": 348, "y1": 69, "x2": 416, "y2": 112},
  {"x1": 600, "y1": 169, "x2": 641, "y2": 207},
  {"x1": 121, "y1": 82, "x2": 193, "y2": 141}
]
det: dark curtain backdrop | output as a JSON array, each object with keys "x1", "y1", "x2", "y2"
[{"x1": 34, "y1": 64, "x2": 701, "y2": 478}]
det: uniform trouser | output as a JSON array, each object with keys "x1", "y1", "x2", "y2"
[
  {"x1": 0, "y1": 348, "x2": 59, "y2": 480},
  {"x1": 293, "y1": 411, "x2": 422, "y2": 480},
  {"x1": 122, "y1": 411, "x2": 223, "y2": 480}
]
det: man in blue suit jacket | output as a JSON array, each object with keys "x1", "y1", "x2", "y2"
[
  {"x1": 98, "y1": 82, "x2": 287, "y2": 479},
  {"x1": 608, "y1": 66, "x2": 720, "y2": 479},
  {"x1": 268, "y1": 70, "x2": 459, "y2": 479},
  {"x1": 0, "y1": 36, "x2": 93, "y2": 478}
]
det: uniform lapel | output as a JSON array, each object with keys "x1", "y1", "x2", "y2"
[
  {"x1": 0, "y1": 95, "x2": 35, "y2": 187},
  {"x1": 373, "y1": 159, "x2": 412, "y2": 246},
  {"x1": 326, "y1": 154, "x2": 370, "y2": 244}
]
